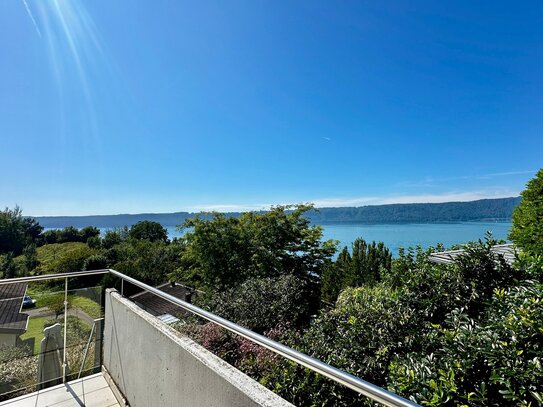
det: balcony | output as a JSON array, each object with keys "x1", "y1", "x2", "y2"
[{"x1": 0, "y1": 270, "x2": 418, "y2": 407}]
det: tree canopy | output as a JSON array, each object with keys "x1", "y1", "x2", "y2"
[
  {"x1": 128, "y1": 221, "x2": 168, "y2": 243},
  {"x1": 510, "y1": 168, "x2": 543, "y2": 256},
  {"x1": 174, "y1": 204, "x2": 336, "y2": 290},
  {"x1": 0, "y1": 207, "x2": 43, "y2": 255}
]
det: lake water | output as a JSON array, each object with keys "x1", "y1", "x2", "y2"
[
  {"x1": 53, "y1": 221, "x2": 512, "y2": 258},
  {"x1": 166, "y1": 221, "x2": 512, "y2": 257}
]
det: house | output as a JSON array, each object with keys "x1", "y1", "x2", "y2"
[
  {"x1": 0, "y1": 283, "x2": 29, "y2": 346},
  {"x1": 129, "y1": 282, "x2": 200, "y2": 323},
  {"x1": 428, "y1": 243, "x2": 516, "y2": 266}
]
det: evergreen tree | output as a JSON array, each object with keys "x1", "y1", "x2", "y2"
[{"x1": 349, "y1": 238, "x2": 392, "y2": 286}]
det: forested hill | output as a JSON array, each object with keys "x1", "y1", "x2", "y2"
[
  {"x1": 34, "y1": 197, "x2": 521, "y2": 228},
  {"x1": 307, "y1": 197, "x2": 521, "y2": 223}
]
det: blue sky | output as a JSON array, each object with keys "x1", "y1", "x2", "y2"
[{"x1": 1, "y1": 1, "x2": 541, "y2": 216}]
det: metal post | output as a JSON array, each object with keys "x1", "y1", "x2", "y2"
[
  {"x1": 93, "y1": 317, "x2": 104, "y2": 373},
  {"x1": 121, "y1": 278, "x2": 124, "y2": 297},
  {"x1": 62, "y1": 277, "x2": 68, "y2": 383},
  {"x1": 78, "y1": 321, "x2": 96, "y2": 379}
]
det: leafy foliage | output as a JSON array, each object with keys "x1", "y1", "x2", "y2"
[
  {"x1": 41, "y1": 294, "x2": 72, "y2": 318},
  {"x1": 265, "y1": 238, "x2": 541, "y2": 406},
  {"x1": 128, "y1": 221, "x2": 168, "y2": 243},
  {"x1": 174, "y1": 204, "x2": 336, "y2": 290},
  {"x1": 36, "y1": 242, "x2": 97, "y2": 274},
  {"x1": 510, "y1": 168, "x2": 543, "y2": 256},
  {"x1": 0, "y1": 252, "x2": 17, "y2": 279},
  {"x1": 83, "y1": 254, "x2": 108, "y2": 271},
  {"x1": 208, "y1": 274, "x2": 312, "y2": 333},
  {"x1": 389, "y1": 282, "x2": 543, "y2": 406},
  {"x1": 41, "y1": 226, "x2": 100, "y2": 245},
  {"x1": 102, "y1": 226, "x2": 129, "y2": 249},
  {"x1": 0, "y1": 207, "x2": 43, "y2": 255},
  {"x1": 22, "y1": 244, "x2": 38, "y2": 272},
  {"x1": 108, "y1": 239, "x2": 183, "y2": 285}
]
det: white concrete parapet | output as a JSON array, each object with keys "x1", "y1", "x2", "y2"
[{"x1": 103, "y1": 289, "x2": 293, "y2": 407}]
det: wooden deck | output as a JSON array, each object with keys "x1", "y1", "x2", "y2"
[{"x1": 0, "y1": 374, "x2": 120, "y2": 407}]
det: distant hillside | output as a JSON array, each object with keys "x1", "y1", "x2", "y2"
[
  {"x1": 34, "y1": 197, "x2": 521, "y2": 229},
  {"x1": 307, "y1": 197, "x2": 521, "y2": 224}
]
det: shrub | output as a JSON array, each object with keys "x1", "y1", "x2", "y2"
[{"x1": 209, "y1": 274, "x2": 312, "y2": 333}]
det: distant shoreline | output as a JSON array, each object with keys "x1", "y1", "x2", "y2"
[{"x1": 34, "y1": 197, "x2": 520, "y2": 229}]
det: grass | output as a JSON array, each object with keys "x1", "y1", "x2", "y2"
[
  {"x1": 19, "y1": 317, "x2": 49, "y2": 355},
  {"x1": 18, "y1": 293, "x2": 102, "y2": 355},
  {"x1": 27, "y1": 290, "x2": 102, "y2": 320},
  {"x1": 69, "y1": 296, "x2": 102, "y2": 319}
]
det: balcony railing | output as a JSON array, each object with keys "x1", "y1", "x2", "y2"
[{"x1": 0, "y1": 269, "x2": 419, "y2": 407}]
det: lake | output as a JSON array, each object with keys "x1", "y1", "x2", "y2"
[
  {"x1": 165, "y1": 221, "x2": 512, "y2": 257},
  {"x1": 53, "y1": 221, "x2": 512, "y2": 258}
]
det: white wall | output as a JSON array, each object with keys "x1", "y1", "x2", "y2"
[{"x1": 103, "y1": 289, "x2": 293, "y2": 407}]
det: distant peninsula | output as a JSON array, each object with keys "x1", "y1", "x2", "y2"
[{"x1": 33, "y1": 197, "x2": 521, "y2": 229}]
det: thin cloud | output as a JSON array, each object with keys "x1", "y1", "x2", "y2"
[
  {"x1": 399, "y1": 169, "x2": 536, "y2": 188},
  {"x1": 187, "y1": 189, "x2": 520, "y2": 212},
  {"x1": 21, "y1": 0, "x2": 42, "y2": 37},
  {"x1": 313, "y1": 190, "x2": 520, "y2": 208},
  {"x1": 190, "y1": 204, "x2": 271, "y2": 212}
]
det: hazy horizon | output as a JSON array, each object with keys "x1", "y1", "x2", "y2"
[{"x1": 29, "y1": 195, "x2": 520, "y2": 218}]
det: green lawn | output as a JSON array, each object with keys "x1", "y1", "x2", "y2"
[
  {"x1": 29, "y1": 292, "x2": 102, "y2": 319},
  {"x1": 19, "y1": 295, "x2": 101, "y2": 355},
  {"x1": 19, "y1": 316, "x2": 49, "y2": 355},
  {"x1": 70, "y1": 296, "x2": 102, "y2": 319}
]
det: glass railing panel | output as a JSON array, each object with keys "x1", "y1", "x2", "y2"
[
  {"x1": 0, "y1": 280, "x2": 104, "y2": 401},
  {"x1": 1, "y1": 286, "x2": 65, "y2": 400},
  {"x1": 64, "y1": 286, "x2": 103, "y2": 382}
]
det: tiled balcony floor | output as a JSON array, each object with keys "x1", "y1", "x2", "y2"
[{"x1": 0, "y1": 373, "x2": 120, "y2": 407}]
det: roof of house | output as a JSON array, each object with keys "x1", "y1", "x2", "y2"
[
  {"x1": 130, "y1": 282, "x2": 196, "y2": 317},
  {"x1": 428, "y1": 243, "x2": 517, "y2": 266},
  {"x1": 0, "y1": 283, "x2": 29, "y2": 332}
]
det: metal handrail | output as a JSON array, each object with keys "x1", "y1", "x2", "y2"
[
  {"x1": 0, "y1": 269, "x2": 109, "y2": 285},
  {"x1": 0, "y1": 269, "x2": 419, "y2": 407}
]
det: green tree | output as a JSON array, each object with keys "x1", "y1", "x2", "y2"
[
  {"x1": 175, "y1": 205, "x2": 336, "y2": 291},
  {"x1": 57, "y1": 226, "x2": 81, "y2": 243},
  {"x1": 321, "y1": 238, "x2": 392, "y2": 303},
  {"x1": 102, "y1": 227, "x2": 129, "y2": 249},
  {"x1": 0, "y1": 253, "x2": 17, "y2": 279},
  {"x1": 83, "y1": 254, "x2": 108, "y2": 271},
  {"x1": 510, "y1": 168, "x2": 543, "y2": 256},
  {"x1": 86, "y1": 236, "x2": 101, "y2": 249},
  {"x1": 45, "y1": 294, "x2": 72, "y2": 319},
  {"x1": 42, "y1": 229, "x2": 61, "y2": 244},
  {"x1": 80, "y1": 226, "x2": 100, "y2": 241},
  {"x1": 321, "y1": 248, "x2": 350, "y2": 303},
  {"x1": 0, "y1": 207, "x2": 43, "y2": 255},
  {"x1": 111, "y1": 239, "x2": 183, "y2": 285},
  {"x1": 347, "y1": 239, "x2": 392, "y2": 287},
  {"x1": 129, "y1": 221, "x2": 168, "y2": 243},
  {"x1": 38, "y1": 243, "x2": 96, "y2": 274},
  {"x1": 23, "y1": 243, "x2": 39, "y2": 272},
  {"x1": 209, "y1": 274, "x2": 311, "y2": 333}
]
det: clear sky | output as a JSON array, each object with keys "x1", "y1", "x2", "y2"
[{"x1": 1, "y1": 1, "x2": 541, "y2": 216}]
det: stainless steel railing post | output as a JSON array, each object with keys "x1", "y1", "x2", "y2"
[{"x1": 62, "y1": 277, "x2": 68, "y2": 383}]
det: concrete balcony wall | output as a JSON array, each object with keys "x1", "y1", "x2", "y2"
[{"x1": 103, "y1": 289, "x2": 293, "y2": 407}]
